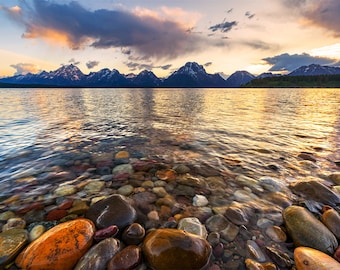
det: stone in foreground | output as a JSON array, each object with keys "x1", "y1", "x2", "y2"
[
  {"x1": 85, "y1": 194, "x2": 137, "y2": 229},
  {"x1": 142, "y1": 228, "x2": 211, "y2": 270},
  {"x1": 0, "y1": 229, "x2": 28, "y2": 268},
  {"x1": 15, "y1": 218, "x2": 95, "y2": 270},
  {"x1": 283, "y1": 205, "x2": 338, "y2": 255},
  {"x1": 294, "y1": 247, "x2": 340, "y2": 270}
]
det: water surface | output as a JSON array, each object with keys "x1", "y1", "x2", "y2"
[{"x1": 0, "y1": 88, "x2": 339, "y2": 195}]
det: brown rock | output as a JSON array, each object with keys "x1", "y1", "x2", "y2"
[
  {"x1": 142, "y1": 228, "x2": 211, "y2": 270},
  {"x1": 107, "y1": 245, "x2": 142, "y2": 270}
]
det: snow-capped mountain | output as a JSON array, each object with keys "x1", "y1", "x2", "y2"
[
  {"x1": 131, "y1": 70, "x2": 162, "y2": 87},
  {"x1": 86, "y1": 68, "x2": 131, "y2": 87},
  {"x1": 289, "y1": 64, "x2": 340, "y2": 76},
  {"x1": 1, "y1": 62, "x2": 339, "y2": 88},
  {"x1": 225, "y1": 70, "x2": 255, "y2": 87},
  {"x1": 163, "y1": 62, "x2": 226, "y2": 87}
]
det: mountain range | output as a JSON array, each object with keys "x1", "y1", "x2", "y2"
[{"x1": 1, "y1": 62, "x2": 340, "y2": 88}]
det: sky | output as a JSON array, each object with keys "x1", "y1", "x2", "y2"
[{"x1": 1, "y1": 0, "x2": 340, "y2": 78}]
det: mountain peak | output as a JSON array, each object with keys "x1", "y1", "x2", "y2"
[{"x1": 289, "y1": 64, "x2": 340, "y2": 76}]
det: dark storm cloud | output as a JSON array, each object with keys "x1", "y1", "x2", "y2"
[
  {"x1": 125, "y1": 61, "x2": 172, "y2": 72},
  {"x1": 263, "y1": 53, "x2": 340, "y2": 72},
  {"x1": 6, "y1": 0, "x2": 206, "y2": 59},
  {"x1": 209, "y1": 20, "x2": 238, "y2": 33},
  {"x1": 204, "y1": 62, "x2": 212, "y2": 67},
  {"x1": 86, "y1": 60, "x2": 99, "y2": 69},
  {"x1": 282, "y1": 0, "x2": 340, "y2": 35},
  {"x1": 243, "y1": 40, "x2": 277, "y2": 51}
]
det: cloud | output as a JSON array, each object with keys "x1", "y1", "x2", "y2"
[
  {"x1": 125, "y1": 61, "x2": 172, "y2": 72},
  {"x1": 282, "y1": 0, "x2": 340, "y2": 35},
  {"x1": 10, "y1": 63, "x2": 41, "y2": 75},
  {"x1": 86, "y1": 60, "x2": 99, "y2": 69},
  {"x1": 245, "y1": 12, "x2": 255, "y2": 19},
  {"x1": 263, "y1": 53, "x2": 340, "y2": 72},
  {"x1": 3, "y1": 0, "x2": 206, "y2": 59},
  {"x1": 204, "y1": 62, "x2": 212, "y2": 67},
  {"x1": 209, "y1": 20, "x2": 238, "y2": 33},
  {"x1": 69, "y1": 58, "x2": 80, "y2": 65}
]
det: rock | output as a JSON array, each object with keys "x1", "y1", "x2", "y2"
[
  {"x1": 173, "y1": 164, "x2": 190, "y2": 174},
  {"x1": 294, "y1": 247, "x2": 340, "y2": 270},
  {"x1": 46, "y1": 209, "x2": 68, "y2": 221},
  {"x1": 225, "y1": 205, "x2": 249, "y2": 225},
  {"x1": 85, "y1": 194, "x2": 137, "y2": 229},
  {"x1": 142, "y1": 228, "x2": 211, "y2": 270},
  {"x1": 0, "y1": 211, "x2": 16, "y2": 221},
  {"x1": 112, "y1": 164, "x2": 134, "y2": 176},
  {"x1": 68, "y1": 199, "x2": 89, "y2": 215},
  {"x1": 156, "y1": 169, "x2": 177, "y2": 181},
  {"x1": 115, "y1": 151, "x2": 130, "y2": 159},
  {"x1": 329, "y1": 172, "x2": 340, "y2": 185},
  {"x1": 177, "y1": 217, "x2": 208, "y2": 238},
  {"x1": 298, "y1": 152, "x2": 317, "y2": 162},
  {"x1": 321, "y1": 207, "x2": 340, "y2": 239},
  {"x1": 245, "y1": 258, "x2": 277, "y2": 270},
  {"x1": 290, "y1": 180, "x2": 340, "y2": 207},
  {"x1": 122, "y1": 223, "x2": 145, "y2": 245},
  {"x1": 246, "y1": 240, "x2": 266, "y2": 262},
  {"x1": 74, "y1": 238, "x2": 121, "y2": 270},
  {"x1": 205, "y1": 214, "x2": 239, "y2": 242},
  {"x1": 265, "y1": 226, "x2": 287, "y2": 243},
  {"x1": 15, "y1": 218, "x2": 95, "y2": 270},
  {"x1": 0, "y1": 229, "x2": 28, "y2": 268},
  {"x1": 94, "y1": 225, "x2": 119, "y2": 241},
  {"x1": 152, "y1": 187, "x2": 168, "y2": 197},
  {"x1": 259, "y1": 176, "x2": 286, "y2": 192},
  {"x1": 265, "y1": 246, "x2": 292, "y2": 268},
  {"x1": 29, "y1": 225, "x2": 46, "y2": 242},
  {"x1": 54, "y1": 184, "x2": 77, "y2": 196},
  {"x1": 117, "y1": 185, "x2": 134, "y2": 196},
  {"x1": 2, "y1": 217, "x2": 26, "y2": 231},
  {"x1": 107, "y1": 245, "x2": 142, "y2": 270},
  {"x1": 283, "y1": 205, "x2": 338, "y2": 255},
  {"x1": 84, "y1": 180, "x2": 105, "y2": 195},
  {"x1": 193, "y1": 195, "x2": 209, "y2": 207}
]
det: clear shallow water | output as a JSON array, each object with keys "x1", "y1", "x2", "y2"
[{"x1": 0, "y1": 88, "x2": 339, "y2": 195}]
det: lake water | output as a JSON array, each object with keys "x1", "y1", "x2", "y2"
[{"x1": 0, "y1": 88, "x2": 339, "y2": 197}]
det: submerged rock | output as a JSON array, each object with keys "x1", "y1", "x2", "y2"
[
  {"x1": 74, "y1": 238, "x2": 121, "y2": 270},
  {"x1": 290, "y1": 180, "x2": 340, "y2": 207},
  {"x1": 15, "y1": 218, "x2": 95, "y2": 270},
  {"x1": 283, "y1": 205, "x2": 338, "y2": 255},
  {"x1": 85, "y1": 194, "x2": 137, "y2": 229},
  {"x1": 142, "y1": 228, "x2": 211, "y2": 270},
  {"x1": 0, "y1": 229, "x2": 28, "y2": 268}
]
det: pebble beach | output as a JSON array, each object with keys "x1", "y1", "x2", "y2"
[{"x1": 1, "y1": 146, "x2": 340, "y2": 270}]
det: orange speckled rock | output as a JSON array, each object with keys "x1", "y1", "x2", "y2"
[
  {"x1": 115, "y1": 151, "x2": 130, "y2": 159},
  {"x1": 15, "y1": 218, "x2": 95, "y2": 270}
]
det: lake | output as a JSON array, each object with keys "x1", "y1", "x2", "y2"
[{"x1": 0, "y1": 88, "x2": 339, "y2": 195}]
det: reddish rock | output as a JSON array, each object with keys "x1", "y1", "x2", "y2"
[
  {"x1": 108, "y1": 245, "x2": 142, "y2": 270},
  {"x1": 45, "y1": 209, "x2": 68, "y2": 221},
  {"x1": 57, "y1": 199, "x2": 74, "y2": 210},
  {"x1": 15, "y1": 218, "x2": 95, "y2": 270}
]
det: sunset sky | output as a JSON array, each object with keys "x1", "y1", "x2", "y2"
[{"x1": 1, "y1": 0, "x2": 340, "y2": 78}]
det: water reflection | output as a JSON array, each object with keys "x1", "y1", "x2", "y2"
[{"x1": 0, "y1": 88, "x2": 339, "y2": 183}]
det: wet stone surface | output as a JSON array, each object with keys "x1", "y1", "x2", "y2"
[{"x1": 0, "y1": 147, "x2": 339, "y2": 270}]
